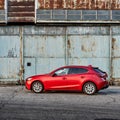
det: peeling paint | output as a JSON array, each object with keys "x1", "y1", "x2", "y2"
[
  {"x1": 0, "y1": 0, "x2": 4, "y2": 9},
  {"x1": 38, "y1": 0, "x2": 120, "y2": 10},
  {"x1": 8, "y1": 0, "x2": 35, "y2": 23}
]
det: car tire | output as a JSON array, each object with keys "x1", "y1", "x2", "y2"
[
  {"x1": 32, "y1": 81, "x2": 44, "y2": 93},
  {"x1": 83, "y1": 82, "x2": 96, "y2": 95}
]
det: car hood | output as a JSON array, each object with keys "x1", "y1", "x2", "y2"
[{"x1": 27, "y1": 73, "x2": 49, "y2": 79}]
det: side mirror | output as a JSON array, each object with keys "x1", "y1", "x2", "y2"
[{"x1": 52, "y1": 73, "x2": 57, "y2": 77}]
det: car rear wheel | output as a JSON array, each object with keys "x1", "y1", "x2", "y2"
[
  {"x1": 83, "y1": 82, "x2": 96, "y2": 95},
  {"x1": 32, "y1": 81, "x2": 43, "y2": 93}
]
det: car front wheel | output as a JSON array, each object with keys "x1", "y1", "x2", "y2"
[
  {"x1": 32, "y1": 81, "x2": 43, "y2": 93},
  {"x1": 83, "y1": 82, "x2": 96, "y2": 95}
]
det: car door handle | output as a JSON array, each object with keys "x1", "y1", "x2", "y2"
[
  {"x1": 63, "y1": 77, "x2": 67, "y2": 80},
  {"x1": 81, "y1": 76, "x2": 85, "y2": 79}
]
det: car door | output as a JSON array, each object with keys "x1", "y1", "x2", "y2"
[
  {"x1": 45, "y1": 68, "x2": 69, "y2": 90},
  {"x1": 64, "y1": 68, "x2": 89, "y2": 90}
]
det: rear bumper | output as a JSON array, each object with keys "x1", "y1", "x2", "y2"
[
  {"x1": 101, "y1": 83, "x2": 109, "y2": 89},
  {"x1": 98, "y1": 80, "x2": 109, "y2": 90}
]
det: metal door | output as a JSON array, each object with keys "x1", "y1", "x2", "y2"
[
  {"x1": 24, "y1": 58, "x2": 36, "y2": 79},
  {"x1": 66, "y1": 26, "x2": 110, "y2": 76},
  {"x1": 23, "y1": 26, "x2": 66, "y2": 79},
  {"x1": 0, "y1": 26, "x2": 20, "y2": 83}
]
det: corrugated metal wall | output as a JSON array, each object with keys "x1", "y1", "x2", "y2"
[{"x1": 0, "y1": 25, "x2": 120, "y2": 85}]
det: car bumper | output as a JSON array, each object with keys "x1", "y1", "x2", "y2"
[
  {"x1": 98, "y1": 80, "x2": 109, "y2": 90},
  {"x1": 25, "y1": 80, "x2": 32, "y2": 90},
  {"x1": 101, "y1": 83, "x2": 109, "y2": 89}
]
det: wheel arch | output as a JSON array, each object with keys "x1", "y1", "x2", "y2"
[
  {"x1": 82, "y1": 80, "x2": 98, "y2": 92},
  {"x1": 31, "y1": 80, "x2": 44, "y2": 90}
]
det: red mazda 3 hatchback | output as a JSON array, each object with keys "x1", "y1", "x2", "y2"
[{"x1": 25, "y1": 65, "x2": 109, "y2": 95}]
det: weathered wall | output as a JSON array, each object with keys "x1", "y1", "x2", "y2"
[
  {"x1": 0, "y1": 0, "x2": 5, "y2": 23},
  {"x1": 0, "y1": 26, "x2": 20, "y2": 84},
  {"x1": 0, "y1": 0, "x2": 120, "y2": 23},
  {"x1": 0, "y1": 25, "x2": 120, "y2": 85},
  {"x1": 8, "y1": 0, "x2": 35, "y2": 22},
  {"x1": 0, "y1": 0, "x2": 4, "y2": 9},
  {"x1": 38, "y1": 0, "x2": 120, "y2": 10},
  {"x1": 36, "y1": 0, "x2": 120, "y2": 22}
]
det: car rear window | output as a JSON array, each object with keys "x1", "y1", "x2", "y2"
[{"x1": 93, "y1": 67, "x2": 105, "y2": 74}]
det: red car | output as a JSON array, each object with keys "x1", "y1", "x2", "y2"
[{"x1": 25, "y1": 65, "x2": 109, "y2": 95}]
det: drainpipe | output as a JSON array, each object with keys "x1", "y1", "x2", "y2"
[
  {"x1": 109, "y1": 26, "x2": 113, "y2": 85},
  {"x1": 65, "y1": 27, "x2": 68, "y2": 65},
  {"x1": 19, "y1": 27, "x2": 24, "y2": 85}
]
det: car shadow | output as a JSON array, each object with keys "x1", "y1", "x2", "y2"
[
  {"x1": 98, "y1": 87, "x2": 120, "y2": 95},
  {"x1": 95, "y1": 118, "x2": 119, "y2": 120}
]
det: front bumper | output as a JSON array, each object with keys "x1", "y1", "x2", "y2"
[{"x1": 25, "y1": 80, "x2": 32, "y2": 90}]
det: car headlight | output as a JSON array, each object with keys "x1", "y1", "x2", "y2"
[{"x1": 27, "y1": 78, "x2": 32, "y2": 81}]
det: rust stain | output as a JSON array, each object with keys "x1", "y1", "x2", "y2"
[
  {"x1": 38, "y1": 0, "x2": 120, "y2": 10},
  {"x1": 81, "y1": 41, "x2": 96, "y2": 52},
  {"x1": 8, "y1": 0, "x2": 35, "y2": 23},
  {"x1": 67, "y1": 39, "x2": 71, "y2": 49},
  {"x1": 0, "y1": 0, "x2": 4, "y2": 9},
  {"x1": 67, "y1": 39, "x2": 71, "y2": 57},
  {"x1": 112, "y1": 38, "x2": 117, "y2": 50}
]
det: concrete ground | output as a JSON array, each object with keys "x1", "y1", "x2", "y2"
[{"x1": 0, "y1": 86, "x2": 120, "y2": 120}]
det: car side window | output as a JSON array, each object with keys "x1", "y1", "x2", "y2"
[
  {"x1": 68, "y1": 68, "x2": 88, "y2": 74},
  {"x1": 54, "y1": 68, "x2": 69, "y2": 76}
]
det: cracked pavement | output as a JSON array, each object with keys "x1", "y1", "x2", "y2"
[{"x1": 0, "y1": 86, "x2": 120, "y2": 120}]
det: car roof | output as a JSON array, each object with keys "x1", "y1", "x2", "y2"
[{"x1": 60, "y1": 65, "x2": 93, "y2": 69}]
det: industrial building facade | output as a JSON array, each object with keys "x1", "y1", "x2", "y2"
[{"x1": 0, "y1": 0, "x2": 120, "y2": 85}]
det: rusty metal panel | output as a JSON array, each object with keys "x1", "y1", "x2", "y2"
[
  {"x1": 36, "y1": 58, "x2": 65, "y2": 74},
  {"x1": 67, "y1": 36, "x2": 109, "y2": 58},
  {"x1": 112, "y1": 26, "x2": 120, "y2": 79},
  {"x1": 0, "y1": 10, "x2": 5, "y2": 22},
  {"x1": 0, "y1": 58, "x2": 20, "y2": 79},
  {"x1": 0, "y1": 0, "x2": 4, "y2": 9},
  {"x1": 67, "y1": 26, "x2": 110, "y2": 35},
  {"x1": 8, "y1": 0, "x2": 35, "y2": 23},
  {"x1": 24, "y1": 34, "x2": 66, "y2": 78},
  {"x1": 24, "y1": 58, "x2": 36, "y2": 79},
  {"x1": 67, "y1": 26, "x2": 110, "y2": 76},
  {"x1": 112, "y1": 36, "x2": 120, "y2": 57},
  {"x1": 0, "y1": 36, "x2": 20, "y2": 57},
  {"x1": 24, "y1": 35, "x2": 65, "y2": 58},
  {"x1": 0, "y1": 26, "x2": 19, "y2": 35},
  {"x1": 38, "y1": 0, "x2": 120, "y2": 10},
  {"x1": 23, "y1": 26, "x2": 111, "y2": 79},
  {"x1": 0, "y1": 0, "x2": 5, "y2": 23},
  {"x1": 0, "y1": 33, "x2": 20, "y2": 81},
  {"x1": 23, "y1": 26, "x2": 66, "y2": 35}
]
